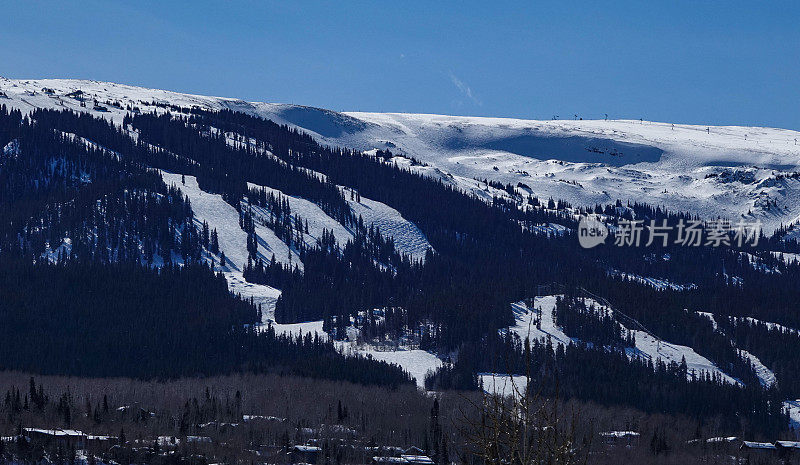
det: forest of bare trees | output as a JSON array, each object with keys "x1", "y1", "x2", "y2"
[{"x1": 2, "y1": 371, "x2": 797, "y2": 464}]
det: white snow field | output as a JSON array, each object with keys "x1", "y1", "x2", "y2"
[
  {"x1": 335, "y1": 112, "x2": 800, "y2": 235},
  {"x1": 262, "y1": 318, "x2": 443, "y2": 389},
  {"x1": 479, "y1": 373, "x2": 528, "y2": 399},
  {"x1": 158, "y1": 174, "x2": 441, "y2": 385},
  {"x1": 5, "y1": 78, "x2": 800, "y2": 234},
  {"x1": 695, "y1": 311, "x2": 777, "y2": 387},
  {"x1": 506, "y1": 296, "x2": 739, "y2": 385},
  {"x1": 356, "y1": 347, "x2": 443, "y2": 389},
  {"x1": 341, "y1": 187, "x2": 432, "y2": 262},
  {"x1": 160, "y1": 172, "x2": 286, "y2": 314},
  {"x1": 247, "y1": 182, "x2": 355, "y2": 250},
  {"x1": 739, "y1": 349, "x2": 778, "y2": 388}
]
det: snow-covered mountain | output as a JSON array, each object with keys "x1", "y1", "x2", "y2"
[
  {"x1": 4, "y1": 78, "x2": 800, "y2": 235},
  {"x1": 5, "y1": 77, "x2": 800, "y2": 396}
]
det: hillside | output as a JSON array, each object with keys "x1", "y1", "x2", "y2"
[
  {"x1": 2, "y1": 78, "x2": 800, "y2": 437},
  {"x1": 4, "y1": 78, "x2": 800, "y2": 234}
]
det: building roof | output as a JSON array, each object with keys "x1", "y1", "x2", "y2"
[
  {"x1": 23, "y1": 428, "x2": 86, "y2": 438},
  {"x1": 373, "y1": 457, "x2": 408, "y2": 464},
  {"x1": 293, "y1": 445, "x2": 322, "y2": 452},
  {"x1": 600, "y1": 431, "x2": 640, "y2": 438},
  {"x1": 373, "y1": 456, "x2": 435, "y2": 465},
  {"x1": 401, "y1": 455, "x2": 435, "y2": 465},
  {"x1": 87, "y1": 435, "x2": 117, "y2": 441},
  {"x1": 741, "y1": 441, "x2": 777, "y2": 450},
  {"x1": 776, "y1": 441, "x2": 800, "y2": 449}
]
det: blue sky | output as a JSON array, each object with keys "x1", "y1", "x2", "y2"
[{"x1": 2, "y1": 1, "x2": 798, "y2": 129}]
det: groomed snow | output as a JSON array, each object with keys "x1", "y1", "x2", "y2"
[
  {"x1": 247, "y1": 182, "x2": 355, "y2": 250},
  {"x1": 160, "y1": 172, "x2": 286, "y2": 315},
  {"x1": 341, "y1": 186, "x2": 432, "y2": 263},
  {"x1": 696, "y1": 311, "x2": 777, "y2": 387},
  {"x1": 505, "y1": 296, "x2": 739, "y2": 385},
  {"x1": 505, "y1": 298, "x2": 572, "y2": 345},
  {"x1": 739, "y1": 349, "x2": 778, "y2": 388},
  {"x1": 356, "y1": 348, "x2": 443, "y2": 389},
  {"x1": 258, "y1": 318, "x2": 442, "y2": 389}
]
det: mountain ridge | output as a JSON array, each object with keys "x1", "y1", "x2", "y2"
[{"x1": 4, "y1": 77, "x2": 800, "y2": 234}]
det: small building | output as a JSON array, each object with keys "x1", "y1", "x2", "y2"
[
  {"x1": 740, "y1": 441, "x2": 778, "y2": 457},
  {"x1": 372, "y1": 447, "x2": 434, "y2": 465},
  {"x1": 373, "y1": 457, "x2": 408, "y2": 465},
  {"x1": 600, "y1": 431, "x2": 640, "y2": 447},
  {"x1": 401, "y1": 454, "x2": 435, "y2": 465},
  {"x1": 776, "y1": 440, "x2": 800, "y2": 450},
  {"x1": 776, "y1": 441, "x2": 800, "y2": 459},
  {"x1": 86, "y1": 434, "x2": 118, "y2": 449},
  {"x1": 291, "y1": 444, "x2": 322, "y2": 463},
  {"x1": 24, "y1": 428, "x2": 87, "y2": 449},
  {"x1": 372, "y1": 456, "x2": 435, "y2": 465}
]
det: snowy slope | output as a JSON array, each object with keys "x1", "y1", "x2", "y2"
[
  {"x1": 341, "y1": 187, "x2": 432, "y2": 262},
  {"x1": 479, "y1": 373, "x2": 528, "y2": 398},
  {"x1": 695, "y1": 311, "x2": 777, "y2": 387},
  {"x1": 357, "y1": 348, "x2": 442, "y2": 389},
  {"x1": 244, "y1": 182, "x2": 433, "y2": 262},
  {"x1": 247, "y1": 182, "x2": 355, "y2": 250},
  {"x1": 263, "y1": 318, "x2": 442, "y2": 389},
  {"x1": 507, "y1": 296, "x2": 739, "y2": 384},
  {"x1": 1, "y1": 79, "x2": 433, "y2": 263},
  {"x1": 506, "y1": 299, "x2": 572, "y2": 345},
  {"x1": 160, "y1": 172, "x2": 287, "y2": 313},
  {"x1": 739, "y1": 349, "x2": 778, "y2": 388},
  {"x1": 334, "y1": 112, "x2": 800, "y2": 234},
  {"x1": 6, "y1": 77, "x2": 796, "y2": 393},
  {"x1": 5, "y1": 78, "x2": 800, "y2": 234}
]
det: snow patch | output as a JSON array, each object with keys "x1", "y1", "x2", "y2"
[
  {"x1": 479, "y1": 373, "x2": 528, "y2": 399},
  {"x1": 342, "y1": 187, "x2": 433, "y2": 262},
  {"x1": 505, "y1": 296, "x2": 739, "y2": 384},
  {"x1": 160, "y1": 171, "x2": 286, "y2": 314}
]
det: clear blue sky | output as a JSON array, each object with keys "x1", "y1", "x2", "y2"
[{"x1": 2, "y1": 1, "x2": 798, "y2": 129}]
